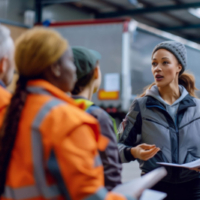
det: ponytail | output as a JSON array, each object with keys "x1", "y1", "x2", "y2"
[
  {"x1": 178, "y1": 72, "x2": 198, "y2": 98},
  {"x1": 139, "y1": 82, "x2": 156, "y2": 97},
  {"x1": 0, "y1": 76, "x2": 28, "y2": 194},
  {"x1": 139, "y1": 72, "x2": 198, "y2": 98}
]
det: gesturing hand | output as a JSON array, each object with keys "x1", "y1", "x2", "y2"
[{"x1": 131, "y1": 143, "x2": 160, "y2": 161}]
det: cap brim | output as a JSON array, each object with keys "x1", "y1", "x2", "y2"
[{"x1": 89, "y1": 49, "x2": 101, "y2": 61}]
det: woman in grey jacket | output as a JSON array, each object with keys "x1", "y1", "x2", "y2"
[{"x1": 118, "y1": 41, "x2": 200, "y2": 200}]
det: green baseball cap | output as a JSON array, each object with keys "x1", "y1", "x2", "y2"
[{"x1": 72, "y1": 46, "x2": 101, "y2": 79}]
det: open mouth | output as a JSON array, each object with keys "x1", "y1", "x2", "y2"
[{"x1": 155, "y1": 75, "x2": 164, "y2": 81}]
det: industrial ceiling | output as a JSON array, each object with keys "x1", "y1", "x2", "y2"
[{"x1": 59, "y1": 0, "x2": 200, "y2": 43}]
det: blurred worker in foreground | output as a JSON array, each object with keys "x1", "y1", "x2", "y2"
[
  {"x1": 0, "y1": 28, "x2": 137, "y2": 200},
  {"x1": 0, "y1": 25, "x2": 15, "y2": 125},
  {"x1": 71, "y1": 46, "x2": 122, "y2": 191}
]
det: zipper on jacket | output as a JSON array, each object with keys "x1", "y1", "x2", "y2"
[
  {"x1": 175, "y1": 115, "x2": 179, "y2": 162},
  {"x1": 147, "y1": 104, "x2": 180, "y2": 182},
  {"x1": 174, "y1": 114, "x2": 179, "y2": 182}
]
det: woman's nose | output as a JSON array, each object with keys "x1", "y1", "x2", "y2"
[{"x1": 155, "y1": 65, "x2": 161, "y2": 72}]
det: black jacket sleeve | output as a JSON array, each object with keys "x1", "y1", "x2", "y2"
[{"x1": 118, "y1": 99, "x2": 142, "y2": 163}]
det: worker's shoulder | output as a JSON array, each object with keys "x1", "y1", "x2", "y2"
[
  {"x1": 87, "y1": 105, "x2": 112, "y2": 125},
  {"x1": 48, "y1": 99, "x2": 99, "y2": 126}
]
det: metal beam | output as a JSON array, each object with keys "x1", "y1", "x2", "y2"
[
  {"x1": 137, "y1": 0, "x2": 198, "y2": 44},
  {"x1": 0, "y1": 18, "x2": 30, "y2": 28},
  {"x1": 35, "y1": 0, "x2": 42, "y2": 24},
  {"x1": 172, "y1": 0, "x2": 183, "y2": 4},
  {"x1": 95, "y1": 0, "x2": 126, "y2": 10},
  {"x1": 138, "y1": 0, "x2": 190, "y2": 26},
  {"x1": 41, "y1": 0, "x2": 80, "y2": 5},
  {"x1": 66, "y1": 2, "x2": 100, "y2": 15},
  {"x1": 96, "y1": 2, "x2": 200, "y2": 18},
  {"x1": 133, "y1": 15, "x2": 164, "y2": 27},
  {"x1": 160, "y1": 24, "x2": 200, "y2": 31}
]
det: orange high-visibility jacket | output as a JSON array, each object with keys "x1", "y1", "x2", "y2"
[
  {"x1": 0, "y1": 85, "x2": 11, "y2": 126},
  {"x1": 1, "y1": 80, "x2": 135, "y2": 200}
]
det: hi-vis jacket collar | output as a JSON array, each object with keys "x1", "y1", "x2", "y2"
[
  {"x1": 27, "y1": 79, "x2": 107, "y2": 148},
  {"x1": 27, "y1": 79, "x2": 86, "y2": 110}
]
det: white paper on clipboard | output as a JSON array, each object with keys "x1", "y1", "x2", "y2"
[
  {"x1": 112, "y1": 167, "x2": 167, "y2": 198},
  {"x1": 140, "y1": 189, "x2": 167, "y2": 200},
  {"x1": 104, "y1": 73, "x2": 120, "y2": 91},
  {"x1": 157, "y1": 158, "x2": 200, "y2": 169}
]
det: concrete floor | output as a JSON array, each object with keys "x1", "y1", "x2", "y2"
[{"x1": 121, "y1": 161, "x2": 141, "y2": 183}]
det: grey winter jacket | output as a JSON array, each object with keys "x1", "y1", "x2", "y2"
[{"x1": 118, "y1": 86, "x2": 200, "y2": 184}]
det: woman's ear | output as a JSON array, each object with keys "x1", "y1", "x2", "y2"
[
  {"x1": 50, "y1": 63, "x2": 61, "y2": 77},
  {"x1": 177, "y1": 63, "x2": 182, "y2": 73}
]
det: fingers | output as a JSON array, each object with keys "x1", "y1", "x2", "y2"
[
  {"x1": 144, "y1": 149, "x2": 160, "y2": 161},
  {"x1": 141, "y1": 147, "x2": 160, "y2": 161},
  {"x1": 140, "y1": 143, "x2": 156, "y2": 150},
  {"x1": 142, "y1": 146, "x2": 160, "y2": 155}
]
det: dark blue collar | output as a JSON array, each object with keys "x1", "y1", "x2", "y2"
[{"x1": 146, "y1": 94, "x2": 196, "y2": 113}]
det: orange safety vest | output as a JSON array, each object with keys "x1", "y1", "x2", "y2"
[
  {"x1": 0, "y1": 86, "x2": 11, "y2": 126},
  {"x1": 1, "y1": 79, "x2": 134, "y2": 200}
]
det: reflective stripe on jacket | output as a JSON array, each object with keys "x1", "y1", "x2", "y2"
[
  {"x1": 73, "y1": 97, "x2": 122, "y2": 191},
  {"x1": 2, "y1": 80, "x2": 134, "y2": 200}
]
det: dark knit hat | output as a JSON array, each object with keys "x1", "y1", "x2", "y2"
[
  {"x1": 72, "y1": 46, "x2": 101, "y2": 79},
  {"x1": 152, "y1": 41, "x2": 187, "y2": 75}
]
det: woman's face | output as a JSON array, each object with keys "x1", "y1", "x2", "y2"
[
  {"x1": 151, "y1": 49, "x2": 182, "y2": 88},
  {"x1": 93, "y1": 64, "x2": 102, "y2": 94}
]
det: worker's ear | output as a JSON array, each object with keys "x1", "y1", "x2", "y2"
[
  {"x1": 0, "y1": 57, "x2": 7, "y2": 74},
  {"x1": 93, "y1": 67, "x2": 99, "y2": 80},
  {"x1": 50, "y1": 63, "x2": 61, "y2": 77}
]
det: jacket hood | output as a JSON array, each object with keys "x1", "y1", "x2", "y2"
[{"x1": 145, "y1": 85, "x2": 188, "y2": 107}]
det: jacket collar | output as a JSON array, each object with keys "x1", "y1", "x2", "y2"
[
  {"x1": 146, "y1": 94, "x2": 196, "y2": 113},
  {"x1": 27, "y1": 79, "x2": 85, "y2": 109},
  {"x1": 146, "y1": 96, "x2": 166, "y2": 109},
  {"x1": 178, "y1": 94, "x2": 196, "y2": 112},
  {"x1": 72, "y1": 95, "x2": 88, "y2": 100}
]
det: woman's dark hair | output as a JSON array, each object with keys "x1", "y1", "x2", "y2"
[
  {"x1": 0, "y1": 76, "x2": 28, "y2": 194},
  {"x1": 72, "y1": 68, "x2": 95, "y2": 95}
]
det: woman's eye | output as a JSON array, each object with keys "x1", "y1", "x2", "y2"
[
  {"x1": 163, "y1": 61, "x2": 169, "y2": 65},
  {"x1": 152, "y1": 62, "x2": 157, "y2": 66}
]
